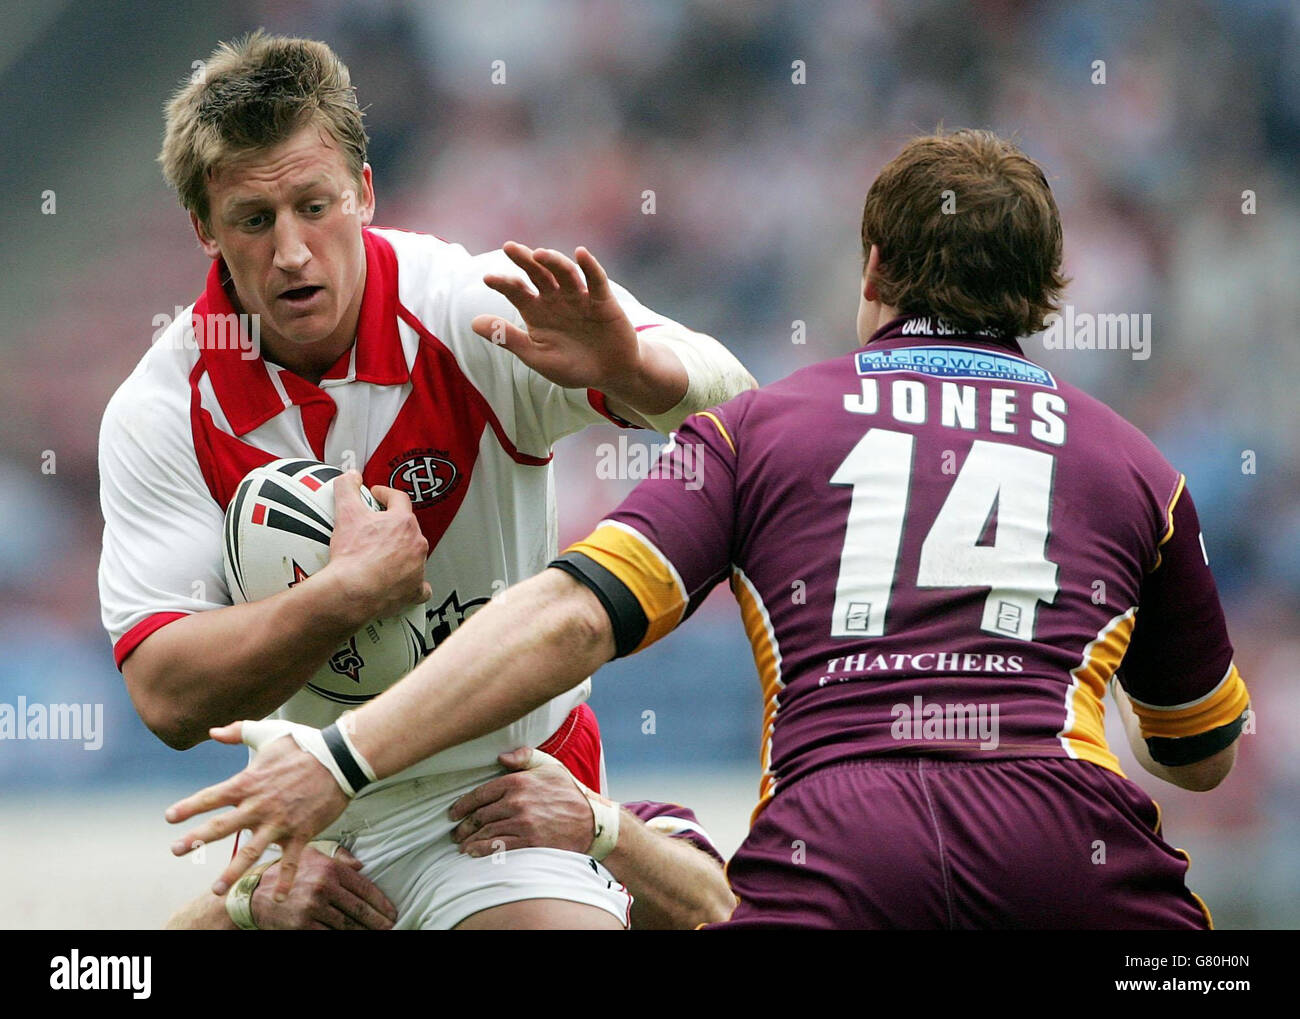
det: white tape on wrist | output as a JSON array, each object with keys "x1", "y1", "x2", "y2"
[
  {"x1": 517, "y1": 747, "x2": 621, "y2": 860},
  {"x1": 225, "y1": 861, "x2": 272, "y2": 930},
  {"x1": 239, "y1": 717, "x2": 373, "y2": 798},
  {"x1": 636, "y1": 323, "x2": 756, "y2": 434},
  {"x1": 584, "y1": 792, "x2": 621, "y2": 861}
]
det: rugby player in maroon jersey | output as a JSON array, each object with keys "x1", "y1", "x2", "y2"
[{"x1": 168, "y1": 129, "x2": 1250, "y2": 929}]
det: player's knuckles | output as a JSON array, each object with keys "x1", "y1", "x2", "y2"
[
  {"x1": 451, "y1": 817, "x2": 479, "y2": 842},
  {"x1": 300, "y1": 874, "x2": 332, "y2": 904}
]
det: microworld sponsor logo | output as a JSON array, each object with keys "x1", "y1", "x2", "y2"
[{"x1": 856, "y1": 346, "x2": 1056, "y2": 388}]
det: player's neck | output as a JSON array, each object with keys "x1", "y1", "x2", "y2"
[{"x1": 225, "y1": 273, "x2": 364, "y2": 388}]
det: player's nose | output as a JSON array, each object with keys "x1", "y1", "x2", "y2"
[{"x1": 272, "y1": 219, "x2": 312, "y2": 273}]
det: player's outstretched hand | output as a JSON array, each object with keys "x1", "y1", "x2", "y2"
[
  {"x1": 448, "y1": 746, "x2": 596, "y2": 857},
  {"x1": 327, "y1": 470, "x2": 431, "y2": 620},
  {"x1": 165, "y1": 721, "x2": 350, "y2": 903},
  {"x1": 471, "y1": 243, "x2": 640, "y2": 391}
]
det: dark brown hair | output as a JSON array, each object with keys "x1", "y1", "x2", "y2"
[
  {"x1": 861, "y1": 129, "x2": 1068, "y2": 337},
  {"x1": 159, "y1": 30, "x2": 368, "y2": 226}
]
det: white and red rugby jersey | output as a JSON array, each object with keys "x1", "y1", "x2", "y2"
[{"x1": 99, "y1": 226, "x2": 688, "y2": 778}]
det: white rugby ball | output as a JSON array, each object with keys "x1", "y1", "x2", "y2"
[{"x1": 222, "y1": 458, "x2": 427, "y2": 705}]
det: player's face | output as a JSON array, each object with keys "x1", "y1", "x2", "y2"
[{"x1": 193, "y1": 122, "x2": 375, "y2": 362}]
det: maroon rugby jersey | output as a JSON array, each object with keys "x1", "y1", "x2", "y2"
[
  {"x1": 622, "y1": 801, "x2": 725, "y2": 865},
  {"x1": 555, "y1": 316, "x2": 1250, "y2": 812}
]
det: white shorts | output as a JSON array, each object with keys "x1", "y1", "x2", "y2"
[{"x1": 319, "y1": 765, "x2": 631, "y2": 930}]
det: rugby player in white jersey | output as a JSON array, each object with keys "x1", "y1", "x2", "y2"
[{"x1": 98, "y1": 32, "x2": 753, "y2": 929}]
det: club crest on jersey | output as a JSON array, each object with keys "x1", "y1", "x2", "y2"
[{"x1": 388, "y1": 449, "x2": 460, "y2": 507}]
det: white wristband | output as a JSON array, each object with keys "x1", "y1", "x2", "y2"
[
  {"x1": 584, "y1": 792, "x2": 621, "y2": 861},
  {"x1": 515, "y1": 747, "x2": 621, "y2": 861},
  {"x1": 225, "y1": 861, "x2": 272, "y2": 930},
  {"x1": 240, "y1": 718, "x2": 372, "y2": 798}
]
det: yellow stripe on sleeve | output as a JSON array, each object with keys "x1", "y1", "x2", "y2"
[
  {"x1": 1129, "y1": 663, "x2": 1251, "y2": 741},
  {"x1": 692, "y1": 411, "x2": 736, "y2": 454},
  {"x1": 562, "y1": 521, "x2": 687, "y2": 653},
  {"x1": 1150, "y1": 473, "x2": 1186, "y2": 572}
]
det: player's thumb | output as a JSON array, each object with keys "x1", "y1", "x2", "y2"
[
  {"x1": 209, "y1": 721, "x2": 244, "y2": 746},
  {"x1": 334, "y1": 846, "x2": 364, "y2": 870},
  {"x1": 331, "y1": 470, "x2": 365, "y2": 521},
  {"x1": 471, "y1": 313, "x2": 524, "y2": 354},
  {"x1": 498, "y1": 746, "x2": 556, "y2": 772}
]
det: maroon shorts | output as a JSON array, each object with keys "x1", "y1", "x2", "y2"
[{"x1": 708, "y1": 756, "x2": 1211, "y2": 930}]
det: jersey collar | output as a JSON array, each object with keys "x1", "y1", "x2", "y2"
[
  {"x1": 194, "y1": 228, "x2": 409, "y2": 437},
  {"x1": 864, "y1": 314, "x2": 1028, "y2": 357}
]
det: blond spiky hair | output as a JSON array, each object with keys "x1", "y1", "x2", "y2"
[{"x1": 159, "y1": 30, "x2": 368, "y2": 226}]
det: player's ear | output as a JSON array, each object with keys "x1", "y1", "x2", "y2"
[
  {"x1": 863, "y1": 244, "x2": 882, "y2": 304},
  {"x1": 355, "y1": 164, "x2": 376, "y2": 227},
  {"x1": 191, "y1": 211, "x2": 222, "y2": 260}
]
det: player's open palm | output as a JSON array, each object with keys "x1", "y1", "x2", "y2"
[
  {"x1": 166, "y1": 722, "x2": 350, "y2": 902},
  {"x1": 471, "y1": 243, "x2": 639, "y2": 390},
  {"x1": 327, "y1": 471, "x2": 431, "y2": 620}
]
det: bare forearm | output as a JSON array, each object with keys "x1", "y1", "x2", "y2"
[
  {"x1": 165, "y1": 893, "x2": 235, "y2": 930},
  {"x1": 125, "y1": 571, "x2": 371, "y2": 749},
  {"x1": 605, "y1": 818, "x2": 735, "y2": 930},
  {"x1": 602, "y1": 336, "x2": 689, "y2": 420},
  {"x1": 351, "y1": 570, "x2": 613, "y2": 779},
  {"x1": 605, "y1": 328, "x2": 757, "y2": 432}
]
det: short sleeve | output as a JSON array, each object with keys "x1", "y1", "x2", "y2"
[
  {"x1": 549, "y1": 409, "x2": 740, "y2": 655},
  {"x1": 98, "y1": 382, "x2": 230, "y2": 668},
  {"x1": 1116, "y1": 481, "x2": 1251, "y2": 765},
  {"x1": 622, "y1": 801, "x2": 725, "y2": 866}
]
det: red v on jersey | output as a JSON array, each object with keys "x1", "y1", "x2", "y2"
[{"x1": 186, "y1": 229, "x2": 549, "y2": 553}]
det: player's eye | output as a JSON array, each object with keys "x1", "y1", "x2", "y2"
[
  {"x1": 241, "y1": 212, "x2": 269, "y2": 230},
  {"x1": 305, "y1": 201, "x2": 328, "y2": 215}
]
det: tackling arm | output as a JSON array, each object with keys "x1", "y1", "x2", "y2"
[
  {"x1": 1111, "y1": 680, "x2": 1239, "y2": 791},
  {"x1": 350, "y1": 568, "x2": 612, "y2": 779},
  {"x1": 1112, "y1": 482, "x2": 1250, "y2": 792},
  {"x1": 448, "y1": 749, "x2": 734, "y2": 930},
  {"x1": 602, "y1": 813, "x2": 736, "y2": 930}
]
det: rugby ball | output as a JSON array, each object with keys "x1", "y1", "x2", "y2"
[{"x1": 222, "y1": 458, "x2": 428, "y2": 705}]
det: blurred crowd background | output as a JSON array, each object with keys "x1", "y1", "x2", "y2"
[{"x1": 1, "y1": 0, "x2": 1296, "y2": 927}]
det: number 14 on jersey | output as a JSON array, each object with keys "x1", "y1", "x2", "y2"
[{"x1": 830, "y1": 429, "x2": 1059, "y2": 642}]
